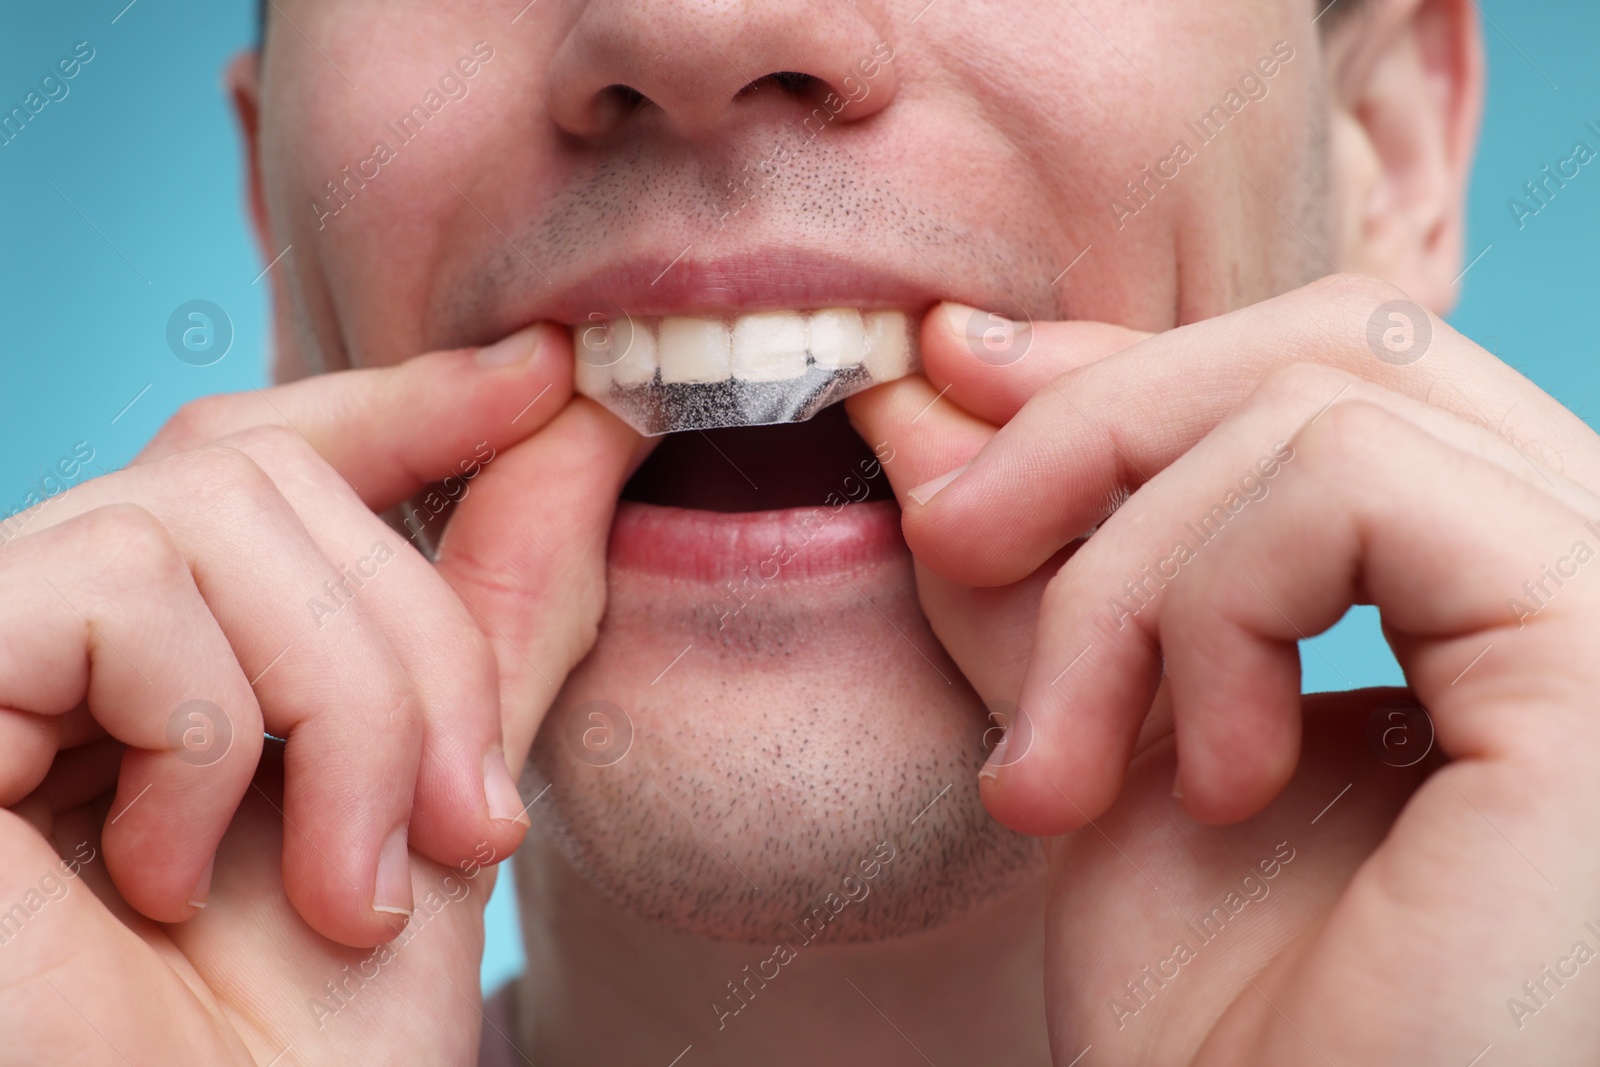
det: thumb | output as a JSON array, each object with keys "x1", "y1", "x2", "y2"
[
  {"x1": 137, "y1": 322, "x2": 573, "y2": 513},
  {"x1": 433, "y1": 398, "x2": 646, "y2": 772}
]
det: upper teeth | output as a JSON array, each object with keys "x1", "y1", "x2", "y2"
[{"x1": 573, "y1": 309, "x2": 914, "y2": 395}]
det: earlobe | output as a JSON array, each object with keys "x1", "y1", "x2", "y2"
[{"x1": 1325, "y1": 0, "x2": 1484, "y2": 314}]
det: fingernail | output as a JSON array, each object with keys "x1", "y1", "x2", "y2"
[
  {"x1": 373, "y1": 826, "x2": 413, "y2": 917},
  {"x1": 908, "y1": 463, "x2": 969, "y2": 506},
  {"x1": 484, "y1": 751, "x2": 531, "y2": 828},
  {"x1": 979, "y1": 727, "x2": 1011, "y2": 782},
  {"x1": 945, "y1": 301, "x2": 1026, "y2": 342},
  {"x1": 476, "y1": 324, "x2": 546, "y2": 367},
  {"x1": 942, "y1": 302, "x2": 1000, "y2": 340},
  {"x1": 1172, "y1": 770, "x2": 1185, "y2": 800},
  {"x1": 188, "y1": 856, "x2": 215, "y2": 910}
]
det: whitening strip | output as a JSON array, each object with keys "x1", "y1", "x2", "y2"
[{"x1": 573, "y1": 309, "x2": 919, "y2": 435}]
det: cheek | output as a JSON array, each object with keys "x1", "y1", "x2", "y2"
[
  {"x1": 261, "y1": 2, "x2": 567, "y2": 369},
  {"x1": 921, "y1": 1, "x2": 1316, "y2": 324}
]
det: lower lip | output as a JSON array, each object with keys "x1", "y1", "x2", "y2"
[{"x1": 608, "y1": 499, "x2": 905, "y2": 582}]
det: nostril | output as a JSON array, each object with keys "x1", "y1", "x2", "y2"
[
  {"x1": 769, "y1": 71, "x2": 816, "y2": 96},
  {"x1": 737, "y1": 70, "x2": 820, "y2": 100},
  {"x1": 602, "y1": 83, "x2": 649, "y2": 112},
  {"x1": 546, "y1": 2, "x2": 900, "y2": 142}
]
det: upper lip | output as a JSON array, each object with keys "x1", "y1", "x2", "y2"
[{"x1": 528, "y1": 248, "x2": 967, "y2": 324}]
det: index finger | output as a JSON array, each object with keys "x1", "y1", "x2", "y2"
[
  {"x1": 922, "y1": 301, "x2": 1149, "y2": 426},
  {"x1": 905, "y1": 275, "x2": 1596, "y2": 588},
  {"x1": 135, "y1": 322, "x2": 573, "y2": 512}
]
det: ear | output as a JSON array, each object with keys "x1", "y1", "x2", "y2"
[
  {"x1": 225, "y1": 51, "x2": 274, "y2": 277},
  {"x1": 226, "y1": 50, "x2": 311, "y2": 381},
  {"x1": 1325, "y1": 0, "x2": 1485, "y2": 314}
]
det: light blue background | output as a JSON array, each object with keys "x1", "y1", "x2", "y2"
[{"x1": 2, "y1": 0, "x2": 1595, "y2": 993}]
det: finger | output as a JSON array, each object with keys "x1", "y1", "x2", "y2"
[
  {"x1": 0, "y1": 506, "x2": 262, "y2": 922},
  {"x1": 912, "y1": 544, "x2": 1083, "y2": 708},
  {"x1": 1162, "y1": 403, "x2": 1599, "y2": 820},
  {"x1": 845, "y1": 374, "x2": 997, "y2": 507},
  {"x1": 23, "y1": 452, "x2": 433, "y2": 946},
  {"x1": 435, "y1": 398, "x2": 647, "y2": 772},
  {"x1": 845, "y1": 374, "x2": 1045, "y2": 702},
  {"x1": 999, "y1": 365, "x2": 1597, "y2": 831},
  {"x1": 922, "y1": 302, "x2": 1148, "y2": 425},
  {"x1": 0, "y1": 809, "x2": 250, "y2": 1065},
  {"x1": 136, "y1": 322, "x2": 574, "y2": 513},
  {"x1": 848, "y1": 373, "x2": 1106, "y2": 713},
  {"x1": 905, "y1": 275, "x2": 1598, "y2": 587},
  {"x1": 210, "y1": 424, "x2": 528, "y2": 870},
  {"x1": 849, "y1": 306, "x2": 1148, "y2": 514},
  {"x1": 994, "y1": 389, "x2": 1600, "y2": 836},
  {"x1": 847, "y1": 310, "x2": 1133, "y2": 704}
]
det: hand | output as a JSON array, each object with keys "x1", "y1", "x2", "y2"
[
  {"x1": 0, "y1": 325, "x2": 642, "y2": 1063},
  {"x1": 850, "y1": 276, "x2": 1600, "y2": 1063}
]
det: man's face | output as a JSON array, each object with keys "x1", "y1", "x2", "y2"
[{"x1": 249, "y1": 0, "x2": 1338, "y2": 942}]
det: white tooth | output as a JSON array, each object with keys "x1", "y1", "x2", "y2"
[
  {"x1": 573, "y1": 318, "x2": 656, "y2": 392},
  {"x1": 732, "y1": 311, "x2": 808, "y2": 382},
  {"x1": 862, "y1": 310, "x2": 911, "y2": 381},
  {"x1": 807, "y1": 308, "x2": 865, "y2": 369},
  {"x1": 573, "y1": 320, "x2": 612, "y2": 397},
  {"x1": 573, "y1": 348, "x2": 613, "y2": 397},
  {"x1": 658, "y1": 317, "x2": 732, "y2": 384},
  {"x1": 611, "y1": 318, "x2": 657, "y2": 386}
]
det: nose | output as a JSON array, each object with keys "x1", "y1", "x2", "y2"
[{"x1": 546, "y1": 0, "x2": 899, "y2": 141}]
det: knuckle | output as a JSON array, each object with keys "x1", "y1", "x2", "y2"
[
  {"x1": 222, "y1": 423, "x2": 311, "y2": 466},
  {"x1": 73, "y1": 504, "x2": 188, "y2": 589},
  {"x1": 219, "y1": 424, "x2": 354, "y2": 500},
  {"x1": 373, "y1": 684, "x2": 427, "y2": 749},
  {"x1": 159, "y1": 394, "x2": 241, "y2": 450},
  {"x1": 175, "y1": 444, "x2": 279, "y2": 505},
  {"x1": 1291, "y1": 399, "x2": 1395, "y2": 469},
  {"x1": 1309, "y1": 271, "x2": 1409, "y2": 312},
  {"x1": 1252, "y1": 362, "x2": 1360, "y2": 410}
]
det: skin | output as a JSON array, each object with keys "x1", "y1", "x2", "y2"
[{"x1": 5, "y1": 0, "x2": 1600, "y2": 1064}]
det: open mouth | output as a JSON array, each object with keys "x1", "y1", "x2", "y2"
[
  {"x1": 512, "y1": 253, "x2": 948, "y2": 580},
  {"x1": 621, "y1": 402, "x2": 896, "y2": 513},
  {"x1": 604, "y1": 316, "x2": 909, "y2": 582}
]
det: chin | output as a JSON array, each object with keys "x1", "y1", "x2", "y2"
[{"x1": 522, "y1": 401, "x2": 1043, "y2": 943}]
